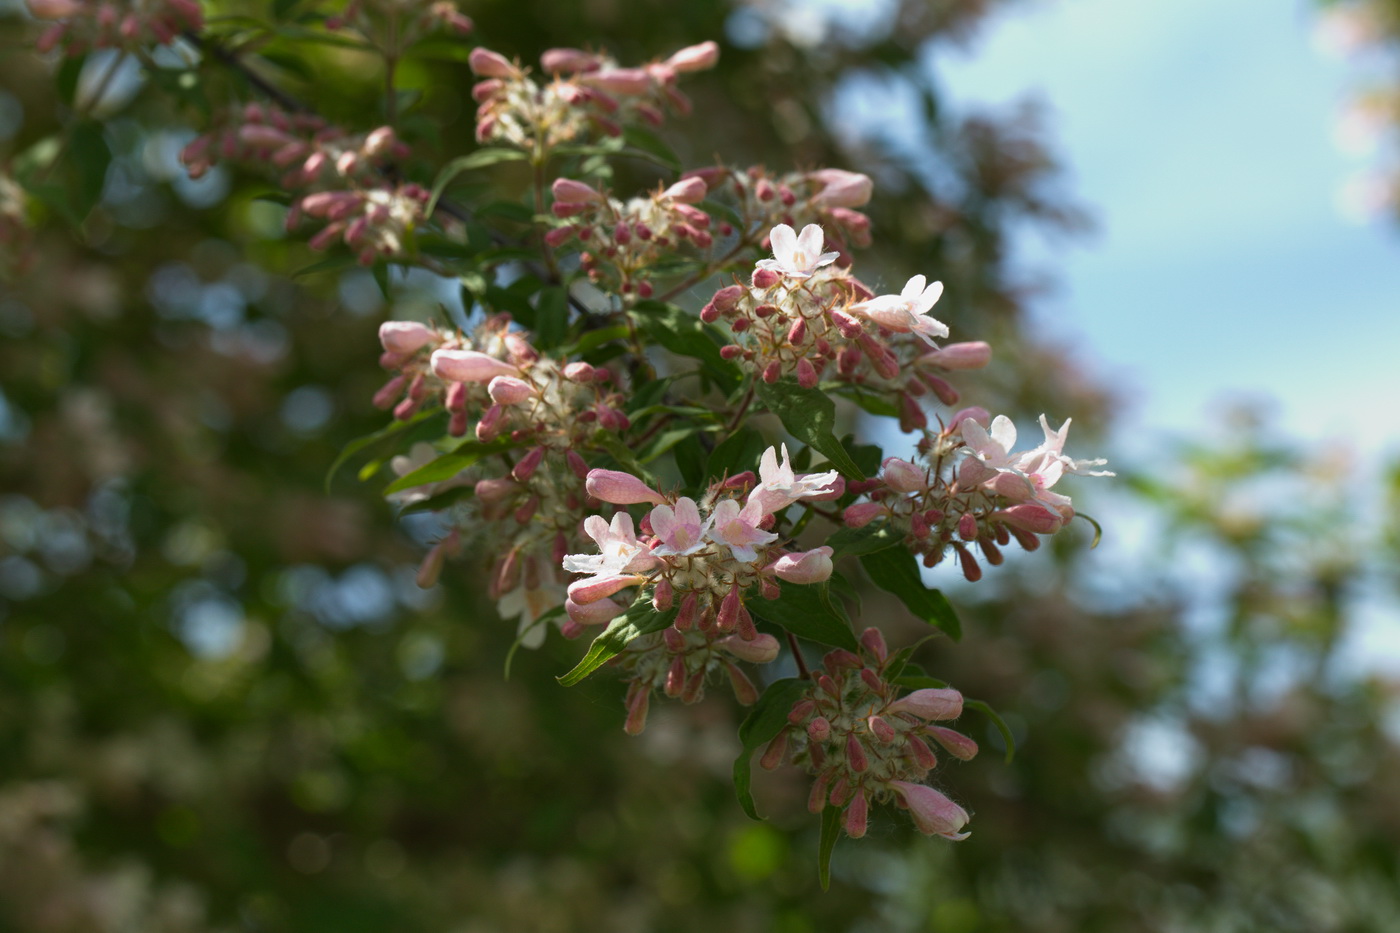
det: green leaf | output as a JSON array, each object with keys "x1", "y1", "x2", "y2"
[
  {"x1": 859, "y1": 548, "x2": 961, "y2": 640},
  {"x1": 630, "y1": 300, "x2": 740, "y2": 393},
  {"x1": 817, "y1": 805, "x2": 842, "y2": 891},
  {"x1": 835, "y1": 385, "x2": 899, "y2": 419},
  {"x1": 382, "y1": 438, "x2": 516, "y2": 494},
  {"x1": 533, "y1": 286, "x2": 570, "y2": 349},
  {"x1": 826, "y1": 522, "x2": 901, "y2": 558},
  {"x1": 748, "y1": 583, "x2": 858, "y2": 652},
  {"x1": 323, "y1": 411, "x2": 438, "y2": 493},
  {"x1": 706, "y1": 426, "x2": 768, "y2": 483},
  {"x1": 965, "y1": 698, "x2": 1016, "y2": 764},
  {"x1": 591, "y1": 430, "x2": 658, "y2": 485},
  {"x1": 1075, "y1": 511, "x2": 1104, "y2": 548},
  {"x1": 567, "y1": 324, "x2": 630, "y2": 356},
  {"x1": 69, "y1": 120, "x2": 111, "y2": 220},
  {"x1": 427, "y1": 148, "x2": 528, "y2": 216},
  {"x1": 732, "y1": 677, "x2": 808, "y2": 820},
  {"x1": 639, "y1": 425, "x2": 703, "y2": 464},
  {"x1": 673, "y1": 432, "x2": 707, "y2": 491},
  {"x1": 752, "y1": 379, "x2": 864, "y2": 479},
  {"x1": 557, "y1": 603, "x2": 677, "y2": 687},
  {"x1": 620, "y1": 125, "x2": 682, "y2": 171}
]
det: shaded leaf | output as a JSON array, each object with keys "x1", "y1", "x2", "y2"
[
  {"x1": 965, "y1": 698, "x2": 1016, "y2": 764},
  {"x1": 427, "y1": 149, "x2": 528, "y2": 215},
  {"x1": 748, "y1": 583, "x2": 858, "y2": 652},
  {"x1": 732, "y1": 678, "x2": 808, "y2": 820},
  {"x1": 826, "y1": 522, "x2": 901, "y2": 558},
  {"x1": 859, "y1": 547, "x2": 961, "y2": 641},
  {"x1": 753, "y1": 379, "x2": 863, "y2": 479},
  {"x1": 818, "y1": 805, "x2": 842, "y2": 891},
  {"x1": 557, "y1": 603, "x2": 676, "y2": 687}
]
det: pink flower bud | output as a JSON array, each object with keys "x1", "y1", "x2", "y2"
[
  {"x1": 552, "y1": 177, "x2": 604, "y2": 204},
  {"x1": 769, "y1": 546, "x2": 833, "y2": 584},
  {"x1": 868, "y1": 715, "x2": 897, "y2": 744},
  {"x1": 488, "y1": 375, "x2": 536, "y2": 405},
  {"x1": 540, "y1": 47, "x2": 601, "y2": 73},
  {"x1": 958, "y1": 513, "x2": 978, "y2": 541},
  {"x1": 718, "y1": 633, "x2": 780, "y2": 664},
  {"x1": 808, "y1": 717, "x2": 831, "y2": 742},
  {"x1": 469, "y1": 47, "x2": 516, "y2": 78},
  {"x1": 563, "y1": 362, "x2": 597, "y2": 382},
  {"x1": 809, "y1": 169, "x2": 873, "y2": 209},
  {"x1": 475, "y1": 403, "x2": 505, "y2": 442},
  {"x1": 710, "y1": 284, "x2": 744, "y2": 313},
  {"x1": 726, "y1": 661, "x2": 759, "y2": 705},
  {"x1": 652, "y1": 579, "x2": 674, "y2": 611},
  {"x1": 751, "y1": 267, "x2": 781, "y2": 289},
  {"x1": 919, "y1": 341, "x2": 992, "y2": 371},
  {"x1": 431, "y1": 349, "x2": 519, "y2": 383},
  {"x1": 511, "y1": 446, "x2": 545, "y2": 482},
  {"x1": 760, "y1": 731, "x2": 789, "y2": 770},
  {"x1": 372, "y1": 375, "x2": 406, "y2": 409},
  {"x1": 844, "y1": 790, "x2": 869, "y2": 839},
  {"x1": 378, "y1": 320, "x2": 436, "y2": 354},
  {"x1": 890, "y1": 781, "x2": 970, "y2": 840},
  {"x1": 993, "y1": 504, "x2": 1064, "y2": 534},
  {"x1": 956, "y1": 544, "x2": 982, "y2": 582},
  {"x1": 623, "y1": 687, "x2": 650, "y2": 736},
  {"x1": 907, "y1": 735, "x2": 939, "y2": 771},
  {"x1": 665, "y1": 40, "x2": 720, "y2": 73},
  {"x1": 926, "y1": 725, "x2": 979, "y2": 761},
  {"x1": 860, "y1": 627, "x2": 887, "y2": 661},
  {"x1": 26, "y1": 0, "x2": 82, "y2": 19},
  {"x1": 843, "y1": 502, "x2": 886, "y2": 528},
  {"x1": 846, "y1": 732, "x2": 868, "y2": 772},
  {"x1": 881, "y1": 457, "x2": 926, "y2": 493},
  {"x1": 585, "y1": 67, "x2": 653, "y2": 95},
  {"x1": 585, "y1": 469, "x2": 666, "y2": 506},
  {"x1": 660, "y1": 176, "x2": 708, "y2": 204},
  {"x1": 920, "y1": 373, "x2": 960, "y2": 406},
  {"x1": 796, "y1": 358, "x2": 819, "y2": 389},
  {"x1": 807, "y1": 772, "x2": 831, "y2": 813},
  {"x1": 568, "y1": 573, "x2": 644, "y2": 605},
  {"x1": 566, "y1": 595, "x2": 626, "y2": 626},
  {"x1": 889, "y1": 688, "x2": 963, "y2": 721},
  {"x1": 363, "y1": 126, "x2": 395, "y2": 157},
  {"x1": 762, "y1": 360, "x2": 782, "y2": 384}
]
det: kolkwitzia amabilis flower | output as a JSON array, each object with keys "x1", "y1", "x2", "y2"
[
  {"x1": 708, "y1": 498, "x2": 778, "y2": 563},
  {"x1": 848, "y1": 274, "x2": 949, "y2": 348},
  {"x1": 750, "y1": 443, "x2": 842, "y2": 514},
  {"x1": 756, "y1": 223, "x2": 840, "y2": 279}
]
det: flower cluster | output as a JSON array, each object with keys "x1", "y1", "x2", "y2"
[
  {"x1": 546, "y1": 175, "x2": 717, "y2": 296},
  {"x1": 562, "y1": 445, "x2": 843, "y2": 730},
  {"x1": 761, "y1": 628, "x2": 979, "y2": 840},
  {"x1": 294, "y1": 183, "x2": 430, "y2": 265},
  {"x1": 468, "y1": 41, "x2": 719, "y2": 149},
  {"x1": 28, "y1": 0, "x2": 202, "y2": 54},
  {"x1": 844, "y1": 412, "x2": 1112, "y2": 579},
  {"x1": 703, "y1": 223, "x2": 988, "y2": 428},
  {"x1": 323, "y1": 0, "x2": 472, "y2": 42},
  {"x1": 375, "y1": 315, "x2": 642, "y2": 644},
  {"x1": 181, "y1": 104, "x2": 408, "y2": 187}
]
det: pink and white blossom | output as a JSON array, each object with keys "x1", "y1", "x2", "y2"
[
  {"x1": 750, "y1": 444, "x2": 842, "y2": 514},
  {"x1": 769, "y1": 546, "x2": 834, "y2": 584},
  {"x1": 890, "y1": 781, "x2": 971, "y2": 840},
  {"x1": 708, "y1": 498, "x2": 778, "y2": 564},
  {"x1": 848, "y1": 274, "x2": 949, "y2": 348},
  {"x1": 649, "y1": 497, "x2": 708, "y2": 556},
  {"x1": 584, "y1": 469, "x2": 667, "y2": 506},
  {"x1": 563, "y1": 513, "x2": 654, "y2": 577},
  {"x1": 756, "y1": 223, "x2": 839, "y2": 280}
]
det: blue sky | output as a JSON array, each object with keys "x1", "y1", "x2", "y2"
[{"x1": 931, "y1": 0, "x2": 1400, "y2": 462}]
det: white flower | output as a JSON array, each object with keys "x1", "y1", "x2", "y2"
[
  {"x1": 848, "y1": 274, "x2": 949, "y2": 347},
  {"x1": 563, "y1": 512, "x2": 655, "y2": 577},
  {"x1": 961, "y1": 414, "x2": 1112, "y2": 515},
  {"x1": 749, "y1": 443, "x2": 841, "y2": 515},
  {"x1": 756, "y1": 223, "x2": 838, "y2": 279}
]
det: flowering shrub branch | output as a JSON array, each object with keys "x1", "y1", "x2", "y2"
[{"x1": 13, "y1": 0, "x2": 1112, "y2": 882}]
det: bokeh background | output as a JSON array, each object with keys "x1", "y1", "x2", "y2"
[{"x1": 1, "y1": 0, "x2": 1398, "y2": 930}]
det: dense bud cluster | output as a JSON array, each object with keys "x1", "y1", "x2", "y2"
[
  {"x1": 762, "y1": 628, "x2": 979, "y2": 840},
  {"x1": 375, "y1": 315, "x2": 640, "y2": 643},
  {"x1": 469, "y1": 41, "x2": 719, "y2": 149},
  {"x1": 181, "y1": 104, "x2": 408, "y2": 187},
  {"x1": 547, "y1": 175, "x2": 715, "y2": 296},
  {"x1": 27, "y1": 0, "x2": 202, "y2": 54}
]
